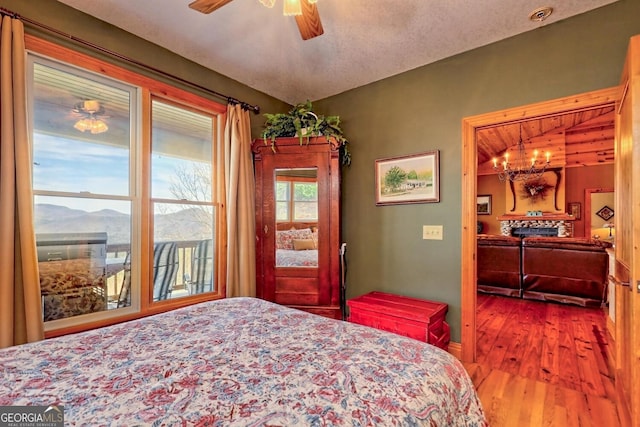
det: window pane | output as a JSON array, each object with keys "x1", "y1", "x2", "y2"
[
  {"x1": 32, "y1": 62, "x2": 131, "y2": 196},
  {"x1": 153, "y1": 203, "x2": 215, "y2": 298},
  {"x1": 34, "y1": 196, "x2": 132, "y2": 320},
  {"x1": 152, "y1": 99, "x2": 216, "y2": 299},
  {"x1": 293, "y1": 182, "x2": 317, "y2": 220},
  {"x1": 275, "y1": 181, "x2": 290, "y2": 221},
  {"x1": 31, "y1": 57, "x2": 135, "y2": 322},
  {"x1": 151, "y1": 101, "x2": 212, "y2": 201},
  {"x1": 294, "y1": 182, "x2": 317, "y2": 201},
  {"x1": 294, "y1": 202, "x2": 318, "y2": 221}
]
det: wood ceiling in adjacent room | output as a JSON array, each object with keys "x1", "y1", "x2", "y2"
[{"x1": 476, "y1": 105, "x2": 615, "y2": 175}]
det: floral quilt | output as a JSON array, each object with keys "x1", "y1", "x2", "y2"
[
  {"x1": 0, "y1": 298, "x2": 487, "y2": 426},
  {"x1": 276, "y1": 249, "x2": 318, "y2": 267}
]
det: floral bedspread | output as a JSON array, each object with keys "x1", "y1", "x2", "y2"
[
  {"x1": 0, "y1": 298, "x2": 487, "y2": 426},
  {"x1": 276, "y1": 249, "x2": 318, "y2": 267}
]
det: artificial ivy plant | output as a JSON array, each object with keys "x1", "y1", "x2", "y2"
[{"x1": 262, "y1": 100, "x2": 351, "y2": 166}]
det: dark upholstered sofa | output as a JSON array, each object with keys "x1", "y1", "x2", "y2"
[
  {"x1": 477, "y1": 235, "x2": 611, "y2": 307},
  {"x1": 477, "y1": 235, "x2": 522, "y2": 297},
  {"x1": 521, "y1": 237, "x2": 611, "y2": 307}
]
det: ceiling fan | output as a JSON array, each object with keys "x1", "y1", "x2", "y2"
[
  {"x1": 71, "y1": 100, "x2": 110, "y2": 134},
  {"x1": 188, "y1": 0, "x2": 324, "y2": 40}
]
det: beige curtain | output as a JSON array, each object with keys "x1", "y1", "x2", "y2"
[
  {"x1": 223, "y1": 103, "x2": 256, "y2": 297},
  {"x1": 0, "y1": 16, "x2": 44, "y2": 349}
]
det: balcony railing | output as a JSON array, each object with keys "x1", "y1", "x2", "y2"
[{"x1": 105, "y1": 240, "x2": 204, "y2": 303}]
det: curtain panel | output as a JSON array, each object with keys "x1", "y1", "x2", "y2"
[
  {"x1": 223, "y1": 104, "x2": 256, "y2": 297},
  {"x1": 0, "y1": 15, "x2": 44, "y2": 349}
]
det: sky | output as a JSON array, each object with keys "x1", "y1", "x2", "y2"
[{"x1": 32, "y1": 133, "x2": 205, "y2": 213}]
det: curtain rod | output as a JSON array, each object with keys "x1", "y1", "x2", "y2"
[{"x1": 0, "y1": 7, "x2": 261, "y2": 114}]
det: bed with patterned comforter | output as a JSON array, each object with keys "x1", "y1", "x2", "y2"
[{"x1": 0, "y1": 297, "x2": 487, "y2": 426}]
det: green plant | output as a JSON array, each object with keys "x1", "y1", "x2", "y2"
[{"x1": 262, "y1": 100, "x2": 351, "y2": 166}]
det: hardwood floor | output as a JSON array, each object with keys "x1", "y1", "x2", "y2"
[{"x1": 463, "y1": 294, "x2": 623, "y2": 427}]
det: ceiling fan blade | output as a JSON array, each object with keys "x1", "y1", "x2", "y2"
[
  {"x1": 189, "y1": 0, "x2": 234, "y2": 14},
  {"x1": 295, "y1": 1, "x2": 324, "y2": 40}
]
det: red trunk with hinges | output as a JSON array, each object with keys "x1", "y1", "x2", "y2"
[{"x1": 347, "y1": 291, "x2": 450, "y2": 351}]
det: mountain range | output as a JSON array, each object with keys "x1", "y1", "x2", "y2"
[{"x1": 35, "y1": 203, "x2": 213, "y2": 246}]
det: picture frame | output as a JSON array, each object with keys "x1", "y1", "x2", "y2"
[
  {"x1": 477, "y1": 195, "x2": 492, "y2": 215},
  {"x1": 375, "y1": 150, "x2": 440, "y2": 206},
  {"x1": 596, "y1": 205, "x2": 614, "y2": 221},
  {"x1": 568, "y1": 202, "x2": 581, "y2": 220}
]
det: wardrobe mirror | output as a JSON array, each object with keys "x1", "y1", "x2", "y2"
[{"x1": 274, "y1": 168, "x2": 319, "y2": 268}]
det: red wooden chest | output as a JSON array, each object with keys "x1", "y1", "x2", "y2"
[{"x1": 347, "y1": 291, "x2": 450, "y2": 350}]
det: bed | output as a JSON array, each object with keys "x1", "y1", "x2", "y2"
[
  {"x1": 276, "y1": 227, "x2": 318, "y2": 267},
  {"x1": 0, "y1": 297, "x2": 487, "y2": 426},
  {"x1": 276, "y1": 248, "x2": 318, "y2": 267}
]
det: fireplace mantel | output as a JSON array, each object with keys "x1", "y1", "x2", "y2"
[
  {"x1": 498, "y1": 214, "x2": 576, "y2": 237},
  {"x1": 498, "y1": 214, "x2": 576, "y2": 221}
]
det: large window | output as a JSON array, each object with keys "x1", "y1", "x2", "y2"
[{"x1": 27, "y1": 39, "x2": 224, "y2": 332}]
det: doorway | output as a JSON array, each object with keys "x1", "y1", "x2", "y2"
[{"x1": 459, "y1": 86, "x2": 620, "y2": 362}]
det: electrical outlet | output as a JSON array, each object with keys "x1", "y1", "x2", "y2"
[{"x1": 422, "y1": 225, "x2": 443, "y2": 240}]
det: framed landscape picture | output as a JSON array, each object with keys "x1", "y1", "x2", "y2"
[
  {"x1": 375, "y1": 150, "x2": 440, "y2": 206},
  {"x1": 477, "y1": 195, "x2": 492, "y2": 215}
]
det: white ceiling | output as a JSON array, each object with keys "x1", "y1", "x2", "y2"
[{"x1": 55, "y1": 0, "x2": 618, "y2": 105}]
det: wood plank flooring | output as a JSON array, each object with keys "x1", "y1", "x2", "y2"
[{"x1": 463, "y1": 294, "x2": 623, "y2": 427}]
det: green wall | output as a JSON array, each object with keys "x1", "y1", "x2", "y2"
[
  {"x1": 315, "y1": 0, "x2": 640, "y2": 341},
  {"x1": 0, "y1": 0, "x2": 289, "y2": 137}
]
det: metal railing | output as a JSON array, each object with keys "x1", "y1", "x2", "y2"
[{"x1": 105, "y1": 240, "x2": 203, "y2": 301}]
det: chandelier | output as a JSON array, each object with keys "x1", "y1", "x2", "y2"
[
  {"x1": 492, "y1": 123, "x2": 550, "y2": 182},
  {"x1": 259, "y1": 0, "x2": 318, "y2": 16}
]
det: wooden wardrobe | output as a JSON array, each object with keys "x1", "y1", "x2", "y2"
[{"x1": 252, "y1": 136, "x2": 342, "y2": 319}]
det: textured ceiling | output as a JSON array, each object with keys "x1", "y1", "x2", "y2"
[{"x1": 55, "y1": 0, "x2": 618, "y2": 105}]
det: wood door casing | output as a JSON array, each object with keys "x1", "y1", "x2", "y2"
[
  {"x1": 463, "y1": 34, "x2": 640, "y2": 423},
  {"x1": 461, "y1": 86, "x2": 620, "y2": 363},
  {"x1": 584, "y1": 187, "x2": 614, "y2": 237},
  {"x1": 613, "y1": 33, "x2": 640, "y2": 427}
]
